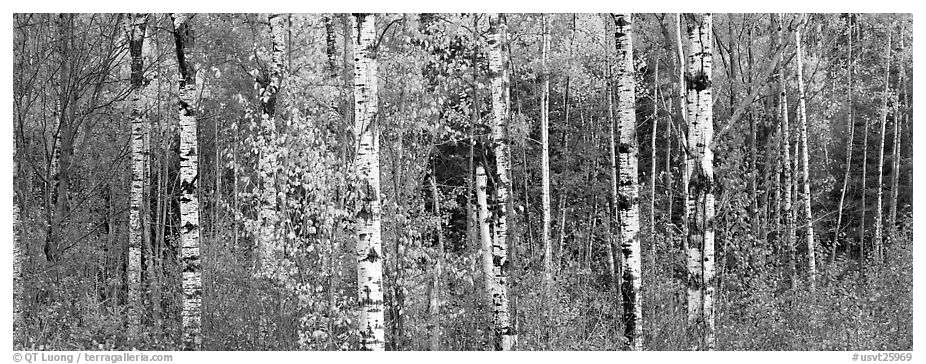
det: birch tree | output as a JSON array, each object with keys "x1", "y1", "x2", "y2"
[
  {"x1": 428, "y1": 171, "x2": 444, "y2": 351},
  {"x1": 476, "y1": 163, "x2": 496, "y2": 339},
  {"x1": 649, "y1": 58, "x2": 659, "y2": 331},
  {"x1": 255, "y1": 14, "x2": 287, "y2": 271},
  {"x1": 487, "y1": 12, "x2": 514, "y2": 351},
  {"x1": 794, "y1": 21, "x2": 816, "y2": 288},
  {"x1": 684, "y1": 13, "x2": 715, "y2": 351},
  {"x1": 889, "y1": 26, "x2": 905, "y2": 239},
  {"x1": 13, "y1": 136, "x2": 23, "y2": 341},
  {"x1": 676, "y1": 14, "x2": 689, "y2": 257},
  {"x1": 540, "y1": 13, "x2": 553, "y2": 303},
  {"x1": 324, "y1": 15, "x2": 338, "y2": 79},
  {"x1": 775, "y1": 13, "x2": 797, "y2": 287},
  {"x1": 170, "y1": 13, "x2": 202, "y2": 350},
  {"x1": 127, "y1": 13, "x2": 148, "y2": 341},
  {"x1": 612, "y1": 13, "x2": 643, "y2": 351},
  {"x1": 873, "y1": 28, "x2": 892, "y2": 265},
  {"x1": 352, "y1": 13, "x2": 386, "y2": 351},
  {"x1": 602, "y1": 12, "x2": 620, "y2": 303}
]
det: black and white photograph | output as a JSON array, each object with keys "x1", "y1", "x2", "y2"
[{"x1": 8, "y1": 7, "x2": 916, "y2": 358}]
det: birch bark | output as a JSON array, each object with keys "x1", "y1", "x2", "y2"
[
  {"x1": 684, "y1": 13, "x2": 715, "y2": 350},
  {"x1": 873, "y1": 29, "x2": 892, "y2": 265},
  {"x1": 170, "y1": 13, "x2": 202, "y2": 350},
  {"x1": 794, "y1": 23, "x2": 816, "y2": 288},
  {"x1": 127, "y1": 13, "x2": 148, "y2": 342},
  {"x1": 613, "y1": 13, "x2": 643, "y2": 351},
  {"x1": 775, "y1": 14, "x2": 797, "y2": 287},
  {"x1": 487, "y1": 13, "x2": 514, "y2": 351},
  {"x1": 352, "y1": 13, "x2": 386, "y2": 351}
]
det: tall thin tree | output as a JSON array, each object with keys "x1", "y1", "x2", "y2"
[
  {"x1": 428, "y1": 171, "x2": 444, "y2": 351},
  {"x1": 170, "y1": 13, "x2": 202, "y2": 350},
  {"x1": 873, "y1": 27, "x2": 892, "y2": 265},
  {"x1": 775, "y1": 13, "x2": 797, "y2": 287},
  {"x1": 613, "y1": 13, "x2": 643, "y2": 351},
  {"x1": 684, "y1": 13, "x2": 715, "y2": 351},
  {"x1": 601, "y1": 13, "x2": 621, "y2": 306},
  {"x1": 487, "y1": 12, "x2": 514, "y2": 351},
  {"x1": 540, "y1": 13, "x2": 554, "y2": 306},
  {"x1": 13, "y1": 134, "x2": 23, "y2": 343},
  {"x1": 888, "y1": 23, "x2": 904, "y2": 241},
  {"x1": 352, "y1": 13, "x2": 386, "y2": 351},
  {"x1": 794, "y1": 19, "x2": 816, "y2": 289},
  {"x1": 127, "y1": 13, "x2": 148, "y2": 342}
]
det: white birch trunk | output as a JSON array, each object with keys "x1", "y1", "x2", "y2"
[
  {"x1": 540, "y1": 13, "x2": 554, "y2": 302},
  {"x1": 352, "y1": 13, "x2": 386, "y2": 351},
  {"x1": 487, "y1": 13, "x2": 513, "y2": 351},
  {"x1": 171, "y1": 13, "x2": 202, "y2": 350},
  {"x1": 860, "y1": 98, "x2": 869, "y2": 261},
  {"x1": 890, "y1": 28, "x2": 904, "y2": 239},
  {"x1": 612, "y1": 13, "x2": 643, "y2": 351},
  {"x1": 650, "y1": 56, "x2": 659, "y2": 287},
  {"x1": 127, "y1": 13, "x2": 148, "y2": 342},
  {"x1": 428, "y1": 172, "x2": 443, "y2": 350},
  {"x1": 874, "y1": 29, "x2": 892, "y2": 265},
  {"x1": 794, "y1": 25, "x2": 816, "y2": 289},
  {"x1": 476, "y1": 164, "x2": 496, "y2": 339},
  {"x1": 684, "y1": 13, "x2": 715, "y2": 350},
  {"x1": 677, "y1": 13, "x2": 690, "y2": 258},
  {"x1": 776, "y1": 13, "x2": 797, "y2": 287},
  {"x1": 13, "y1": 136, "x2": 23, "y2": 342}
]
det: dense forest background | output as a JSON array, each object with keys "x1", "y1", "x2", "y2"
[{"x1": 12, "y1": 13, "x2": 912, "y2": 351}]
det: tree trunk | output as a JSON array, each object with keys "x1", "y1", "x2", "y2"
[
  {"x1": 612, "y1": 13, "x2": 643, "y2": 351},
  {"x1": 677, "y1": 13, "x2": 691, "y2": 260},
  {"x1": 487, "y1": 13, "x2": 514, "y2": 351},
  {"x1": 428, "y1": 172, "x2": 444, "y2": 351},
  {"x1": 676, "y1": 13, "x2": 687, "y2": 128},
  {"x1": 170, "y1": 13, "x2": 202, "y2": 350},
  {"x1": 351, "y1": 13, "x2": 386, "y2": 351},
  {"x1": 890, "y1": 27, "x2": 904, "y2": 239},
  {"x1": 774, "y1": 14, "x2": 797, "y2": 288},
  {"x1": 476, "y1": 163, "x2": 496, "y2": 343},
  {"x1": 650, "y1": 57, "x2": 659, "y2": 284},
  {"x1": 467, "y1": 13, "x2": 479, "y2": 290},
  {"x1": 873, "y1": 29, "x2": 892, "y2": 265},
  {"x1": 684, "y1": 13, "x2": 715, "y2": 351},
  {"x1": 665, "y1": 58, "x2": 675, "y2": 247},
  {"x1": 13, "y1": 132, "x2": 23, "y2": 343},
  {"x1": 540, "y1": 13, "x2": 554, "y2": 307},
  {"x1": 153, "y1": 36, "x2": 168, "y2": 324},
  {"x1": 324, "y1": 15, "x2": 338, "y2": 79},
  {"x1": 127, "y1": 13, "x2": 148, "y2": 342},
  {"x1": 748, "y1": 25, "x2": 760, "y2": 242},
  {"x1": 794, "y1": 23, "x2": 816, "y2": 289},
  {"x1": 833, "y1": 15, "x2": 854, "y2": 264},
  {"x1": 860, "y1": 115, "x2": 869, "y2": 263},
  {"x1": 601, "y1": 13, "x2": 621, "y2": 308},
  {"x1": 47, "y1": 13, "x2": 77, "y2": 264},
  {"x1": 649, "y1": 57, "x2": 660, "y2": 340}
]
